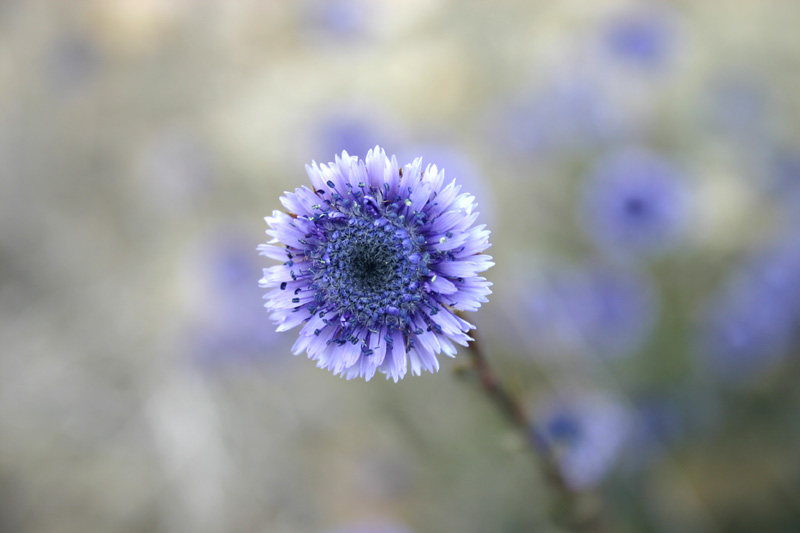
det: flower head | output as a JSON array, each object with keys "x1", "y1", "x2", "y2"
[
  {"x1": 536, "y1": 391, "x2": 632, "y2": 490},
  {"x1": 259, "y1": 147, "x2": 493, "y2": 381},
  {"x1": 187, "y1": 231, "x2": 286, "y2": 370},
  {"x1": 489, "y1": 74, "x2": 624, "y2": 158},
  {"x1": 526, "y1": 264, "x2": 656, "y2": 360},
  {"x1": 603, "y1": 5, "x2": 677, "y2": 70},
  {"x1": 581, "y1": 148, "x2": 689, "y2": 257},
  {"x1": 698, "y1": 235, "x2": 800, "y2": 383}
]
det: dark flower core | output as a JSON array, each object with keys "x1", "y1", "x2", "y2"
[
  {"x1": 623, "y1": 196, "x2": 647, "y2": 217},
  {"x1": 307, "y1": 213, "x2": 430, "y2": 332},
  {"x1": 547, "y1": 412, "x2": 583, "y2": 444}
]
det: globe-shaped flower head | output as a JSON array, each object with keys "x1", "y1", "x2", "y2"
[
  {"x1": 581, "y1": 148, "x2": 689, "y2": 257},
  {"x1": 259, "y1": 147, "x2": 493, "y2": 381}
]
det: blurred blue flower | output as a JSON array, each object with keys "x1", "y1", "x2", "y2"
[
  {"x1": 316, "y1": 0, "x2": 364, "y2": 36},
  {"x1": 603, "y1": 5, "x2": 677, "y2": 70},
  {"x1": 259, "y1": 147, "x2": 493, "y2": 381},
  {"x1": 526, "y1": 264, "x2": 656, "y2": 360},
  {"x1": 300, "y1": 0, "x2": 370, "y2": 42},
  {"x1": 582, "y1": 148, "x2": 689, "y2": 257},
  {"x1": 625, "y1": 394, "x2": 685, "y2": 469},
  {"x1": 769, "y1": 148, "x2": 800, "y2": 204},
  {"x1": 700, "y1": 294, "x2": 789, "y2": 383},
  {"x1": 319, "y1": 116, "x2": 379, "y2": 159},
  {"x1": 489, "y1": 74, "x2": 625, "y2": 159},
  {"x1": 310, "y1": 108, "x2": 402, "y2": 166},
  {"x1": 744, "y1": 239, "x2": 800, "y2": 312},
  {"x1": 536, "y1": 392, "x2": 632, "y2": 490},
  {"x1": 698, "y1": 236, "x2": 800, "y2": 383},
  {"x1": 187, "y1": 231, "x2": 285, "y2": 370}
]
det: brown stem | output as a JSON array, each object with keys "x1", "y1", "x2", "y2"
[{"x1": 461, "y1": 324, "x2": 606, "y2": 533}]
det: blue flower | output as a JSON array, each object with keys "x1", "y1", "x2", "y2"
[
  {"x1": 581, "y1": 148, "x2": 688, "y2": 257},
  {"x1": 259, "y1": 147, "x2": 493, "y2": 381},
  {"x1": 489, "y1": 74, "x2": 624, "y2": 158},
  {"x1": 186, "y1": 231, "x2": 286, "y2": 370},
  {"x1": 536, "y1": 391, "x2": 632, "y2": 490},
  {"x1": 317, "y1": 115, "x2": 385, "y2": 162},
  {"x1": 698, "y1": 236, "x2": 800, "y2": 382},
  {"x1": 603, "y1": 5, "x2": 677, "y2": 69},
  {"x1": 526, "y1": 264, "x2": 655, "y2": 360},
  {"x1": 770, "y1": 148, "x2": 800, "y2": 203},
  {"x1": 700, "y1": 293, "x2": 790, "y2": 383},
  {"x1": 311, "y1": 0, "x2": 365, "y2": 36},
  {"x1": 626, "y1": 394, "x2": 685, "y2": 470}
]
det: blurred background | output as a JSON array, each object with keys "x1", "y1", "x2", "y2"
[{"x1": 2, "y1": 1, "x2": 800, "y2": 532}]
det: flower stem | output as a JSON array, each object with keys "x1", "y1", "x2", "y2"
[{"x1": 460, "y1": 325, "x2": 606, "y2": 533}]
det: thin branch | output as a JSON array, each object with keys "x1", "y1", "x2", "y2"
[{"x1": 460, "y1": 322, "x2": 606, "y2": 533}]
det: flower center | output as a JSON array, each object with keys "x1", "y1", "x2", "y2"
[
  {"x1": 348, "y1": 237, "x2": 397, "y2": 291},
  {"x1": 309, "y1": 214, "x2": 430, "y2": 331},
  {"x1": 623, "y1": 196, "x2": 646, "y2": 216}
]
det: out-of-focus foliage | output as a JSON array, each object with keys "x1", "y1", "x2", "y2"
[{"x1": 2, "y1": 1, "x2": 800, "y2": 532}]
